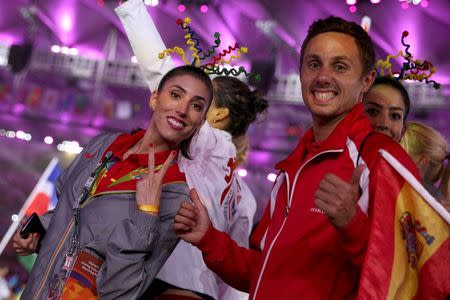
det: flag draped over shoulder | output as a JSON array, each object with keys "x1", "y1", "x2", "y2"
[{"x1": 358, "y1": 149, "x2": 450, "y2": 299}]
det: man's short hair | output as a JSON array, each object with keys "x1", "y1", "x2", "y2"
[{"x1": 299, "y1": 16, "x2": 375, "y2": 77}]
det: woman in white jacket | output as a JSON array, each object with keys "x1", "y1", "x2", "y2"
[{"x1": 115, "y1": 1, "x2": 268, "y2": 299}]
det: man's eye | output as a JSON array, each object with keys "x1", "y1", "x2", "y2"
[
  {"x1": 335, "y1": 64, "x2": 346, "y2": 71},
  {"x1": 391, "y1": 113, "x2": 402, "y2": 121},
  {"x1": 308, "y1": 61, "x2": 320, "y2": 69}
]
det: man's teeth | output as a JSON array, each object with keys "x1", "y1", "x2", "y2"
[{"x1": 315, "y1": 92, "x2": 335, "y2": 100}]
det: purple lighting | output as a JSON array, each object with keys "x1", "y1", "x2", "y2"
[
  {"x1": 69, "y1": 47, "x2": 78, "y2": 55},
  {"x1": 178, "y1": 4, "x2": 186, "y2": 12},
  {"x1": 200, "y1": 4, "x2": 208, "y2": 13},
  {"x1": 12, "y1": 104, "x2": 25, "y2": 115},
  {"x1": 60, "y1": 113, "x2": 71, "y2": 124},
  {"x1": 51, "y1": 45, "x2": 61, "y2": 53},
  {"x1": 420, "y1": 0, "x2": 428, "y2": 7},
  {"x1": 370, "y1": 0, "x2": 381, "y2": 3},
  {"x1": 44, "y1": 136, "x2": 54, "y2": 145},
  {"x1": 346, "y1": 0, "x2": 357, "y2": 5},
  {"x1": 0, "y1": 33, "x2": 20, "y2": 46},
  {"x1": 401, "y1": 2, "x2": 409, "y2": 9},
  {"x1": 61, "y1": 14, "x2": 73, "y2": 32},
  {"x1": 75, "y1": 45, "x2": 103, "y2": 60},
  {"x1": 61, "y1": 46, "x2": 70, "y2": 55},
  {"x1": 92, "y1": 117, "x2": 105, "y2": 128},
  {"x1": 349, "y1": 5, "x2": 357, "y2": 13}
]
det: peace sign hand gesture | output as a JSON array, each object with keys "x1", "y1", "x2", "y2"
[{"x1": 136, "y1": 144, "x2": 176, "y2": 216}]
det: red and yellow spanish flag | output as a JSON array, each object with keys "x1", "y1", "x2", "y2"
[{"x1": 358, "y1": 150, "x2": 450, "y2": 299}]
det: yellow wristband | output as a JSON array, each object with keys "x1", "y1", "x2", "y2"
[{"x1": 137, "y1": 204, "x2": 160, "y2": 214}]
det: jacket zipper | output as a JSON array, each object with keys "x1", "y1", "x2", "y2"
[
  {"x1": 252, "y1": 149, "x2": 343, "y2": 300},
  {"x1": 32, "y1": 174, "x2": 186, "y2": 298},
  {"x1": 33, "y1": 218, "x2": 75, "y2": 300},
  {"x1": 32, "y1": 188, "x2": 153, "y2": 298}
]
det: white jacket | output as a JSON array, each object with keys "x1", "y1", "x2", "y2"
[{"x1": 115, "y1": 1, "x2": 256, "y2": 299}]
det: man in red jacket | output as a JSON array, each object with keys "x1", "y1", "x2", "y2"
[{"x1": 174, "y1": 16, "x2": 420, "y2": 299}]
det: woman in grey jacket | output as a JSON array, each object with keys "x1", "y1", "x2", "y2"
[{"x1": 12, "y1": 65, "x2": 213, "y2": 300}]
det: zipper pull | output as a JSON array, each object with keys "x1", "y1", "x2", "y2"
[
  {"x1": 285, "y1": 204, "x2": 289, "y2": 217},
  {"x1": 73, "y1": 208, "x2": 80, "y2": 224}
]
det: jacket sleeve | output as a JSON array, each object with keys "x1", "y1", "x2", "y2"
[
  {"x1": 96, "y1": 187, "x2": 190, "y2": 299},
  {"x1": 38, "y1": 211, "x2": 54, "y2": 231},
  {"x1": 218, "y1": 181, "x2": 256, "y2": 298},
  {"x1": 336, "y1": 161, "x2": 371, "y2": 268},
  {"x1": 196, "y1": 225, "x2": 262, "y2": 293},
  {"x1": 177, "y1": 123, "x2": 236, "y2": 228},
  {"x1": 337, "y1": 206, "x2": 369, "y2": 268},
  {"x1": 227, "y1": 179, "x2": 257, "y2": 247},
  {"x1": 115, "y1": 0, "x2": 175, "y2": 92}
]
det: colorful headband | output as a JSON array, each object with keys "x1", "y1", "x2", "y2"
[
  {"x1": 158, "y1": 17, "x2": 261, "y2": 82},
  {"x1": 375, "y1": 31, "x2": 440, "y2": 89}
]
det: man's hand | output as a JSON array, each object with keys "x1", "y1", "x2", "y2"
[
  {"x1": 315, "y1": 165, "x2": 365, "y2": 228},
  {"x1": 12, "y1": 218, "x2": 40, "y2": 256},
  {"x1": 173, "y1": 189, "x2": 211, "y2": 245}
]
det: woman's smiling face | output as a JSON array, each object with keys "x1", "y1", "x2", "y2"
[{"x1": 150, "y1": 74, "x2": 211, "y2": 147}]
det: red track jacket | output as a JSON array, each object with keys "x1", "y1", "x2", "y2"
[{"x1": 196, "y1": 104, "x2": 420, "y2": 300}]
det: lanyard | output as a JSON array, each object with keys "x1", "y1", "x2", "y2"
[
  {"x1": 68, "y1": 150, "x2": 114, "y2": 256},
  {"x1": 68, "y1": 148, "x2": 175, "y2": 256},
  {"x1": 47, "y1": 146, "x2": 176, "y2": 299},
  {"x1": 47, "y1": 150, "x2": 115, "y2": 300}
]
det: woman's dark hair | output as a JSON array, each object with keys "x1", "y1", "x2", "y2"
[
  {"x1": 157, "y1": 65, "x2": 213, "y2": 159},
  {"x1": 212, "y1": 76, "x2": 268, "y2": 138},
  {"x1": 372, "y1": 76, "x2": 411, "y2": 121}
]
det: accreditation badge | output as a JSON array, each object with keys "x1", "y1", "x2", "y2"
[{"x1": 60, "y1": 251, "x2": 103, "y2": 300}]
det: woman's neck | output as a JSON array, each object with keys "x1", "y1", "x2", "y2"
[{"x1": 122, "y1": 129, "x2": 174, "y2": 160}]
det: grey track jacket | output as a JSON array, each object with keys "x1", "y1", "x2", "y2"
[{"x1": 21, "y1": 133, "x2": 190, "y2": 300}]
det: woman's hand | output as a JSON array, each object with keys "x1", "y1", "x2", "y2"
[
  {"x1": 135, "y1": 144, "x2": 176, "y2": 215},
  {"x1": 12, "y1": 218, "x2": 40, "y2": 256}
]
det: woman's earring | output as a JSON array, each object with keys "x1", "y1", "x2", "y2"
[{"x1": 151, "y1": 99, "x2": 157, "y2": 111}]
